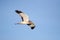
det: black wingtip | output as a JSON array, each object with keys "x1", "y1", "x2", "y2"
[
  {"x1": 15, "y1": 10, "x2": 22, "y2": 14},
  {"x1": 31, "y1": 27, "x2": 35, "y2": 29}
]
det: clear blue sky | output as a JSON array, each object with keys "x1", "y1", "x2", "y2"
[{"x1": 0, "y1": 0, "x2": 60, "y2": 40}]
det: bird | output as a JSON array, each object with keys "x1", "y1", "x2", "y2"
[{"x1": 15, "y1": 10, "x2": 35, "y2": 29}]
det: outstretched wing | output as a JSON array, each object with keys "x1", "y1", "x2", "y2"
[
  {"x1": 27, "y1": 21, "x2": 35, "y2": 29},
  {"x1": 15, "y1": 10, "x2": 29, "y2": 22}
]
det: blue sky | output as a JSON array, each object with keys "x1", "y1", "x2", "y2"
[{"x1": 0, "y1": 0, "x2": 60, "y2": 40}]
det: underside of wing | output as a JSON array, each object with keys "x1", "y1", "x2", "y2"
[
  {"x1": 27, "y1": 21, "x2": 35, "y2": 29},
  {"x1": 27, "y1": 23, "x2": 35, "y2": 29},
  {"x1": 15, "y1": 10, "x2": 29, "y2": 22},
  {"x1": 20, "y1": 13, "x2": 29, "y2": 22}
]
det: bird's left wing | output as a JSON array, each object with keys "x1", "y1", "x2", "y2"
[{"x1": 15, "y1": 10, "x2": 29, "y2": 22}]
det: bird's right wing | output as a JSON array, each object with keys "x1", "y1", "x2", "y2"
[{"x1": 27, "y1": 21, "x2": 35, "y2": 29}]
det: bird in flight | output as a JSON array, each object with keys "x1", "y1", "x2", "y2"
[{"x1": 15, "y1": 10, "x2": 35, "y2": 29}]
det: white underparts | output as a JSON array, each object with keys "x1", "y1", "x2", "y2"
[{"x1": 20, "y1": 21, "x2": 28, "y2": 24}]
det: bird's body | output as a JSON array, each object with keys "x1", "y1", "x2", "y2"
[{"x1": 15, "y1": 10, "x2": 35, "y2": 29}]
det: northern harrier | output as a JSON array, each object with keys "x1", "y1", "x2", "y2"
[{"x1": 15, "y1": 10, "x2": 35, "y2": 29}]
